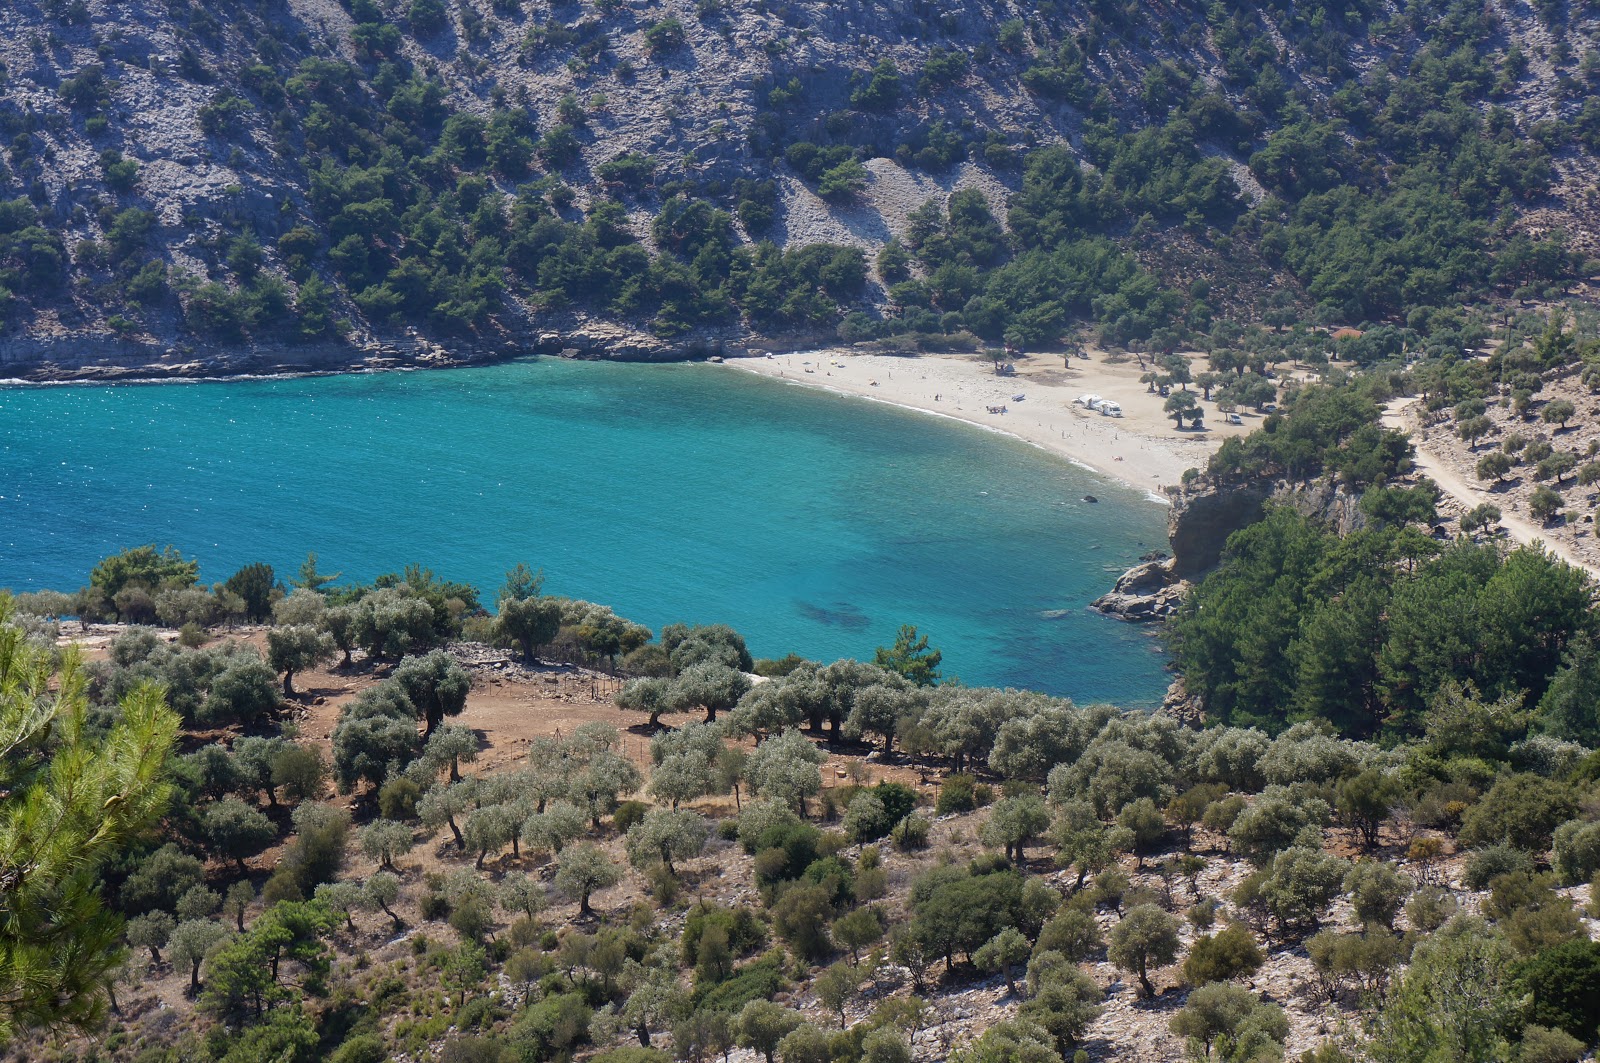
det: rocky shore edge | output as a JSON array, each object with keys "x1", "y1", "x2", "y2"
[{"x1": 0, "y1": 319, "x2": 837, "y2": 384}]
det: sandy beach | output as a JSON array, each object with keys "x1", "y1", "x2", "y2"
[{"x1": 727, "y1": 348, "x2": 1253, "y2": 502}]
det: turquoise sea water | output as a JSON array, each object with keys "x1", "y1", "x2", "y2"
[{"x1": 0, "y1": 358, "x2": 1171, "y2": 703}]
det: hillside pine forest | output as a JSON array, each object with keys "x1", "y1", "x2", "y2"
[
  {"x1": 11, "y1": 0, "x2": 1600, "y2": 1061},
  {"x1": 0, "y1": 0, "x2": 1596, "y2": 359}
]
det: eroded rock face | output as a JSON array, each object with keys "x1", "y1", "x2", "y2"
[
  {"x1": 1166, "y1": 482, "x2": 1272, "y2": 578},
  {"x1": 1091, "y1": 559, "x2": 1189, "y2": 621}
]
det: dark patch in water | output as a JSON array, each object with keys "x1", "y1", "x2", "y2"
[{"x1": 796, "y1": 600, "x2": 871, "y2": 629}]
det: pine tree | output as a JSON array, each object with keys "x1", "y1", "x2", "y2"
[{"x1": 0, "y1": 597, "x2": 179, "y2": 1035}]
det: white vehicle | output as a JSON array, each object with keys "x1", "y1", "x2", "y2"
[{"x1": 1099, "y1": 401, "x2": 1123, "y2": 417}]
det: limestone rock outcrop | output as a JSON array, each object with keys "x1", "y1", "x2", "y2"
[{"x1": 1091, "y1": 558, "x2": 1189, "y2": 621}]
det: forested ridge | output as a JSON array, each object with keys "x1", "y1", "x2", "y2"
[{"x1": 0, "y1": 0, "x2": 1596, "y2": 365}]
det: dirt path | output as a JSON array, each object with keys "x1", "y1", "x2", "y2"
[{"x1": 1384, "y1": 398, "x2": 1600, "y2": 579}]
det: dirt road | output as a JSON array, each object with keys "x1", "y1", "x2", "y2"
[{"x1": 1384, "y1": 398, "x2": 1600, "y2": 579}]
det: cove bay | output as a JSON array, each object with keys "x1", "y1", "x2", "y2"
[{"x1": 0, "y1": 358, "x2": 1169, "y2": 702}]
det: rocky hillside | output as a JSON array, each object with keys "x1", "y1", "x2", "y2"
[{"x1": 0, "y1": 0, "x2": 1597, "y2": 373}]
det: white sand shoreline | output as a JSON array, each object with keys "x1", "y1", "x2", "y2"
[
  {"x1": 781, "y1": 376, "x2": 1172, "y2": 504},
  {"x1": 724, "y1": 348, "x2": 1252, "y2": 504}
]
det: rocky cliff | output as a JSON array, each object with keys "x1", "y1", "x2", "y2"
[{"x1": 1095, "y1": 475, "x2": 1372, "y2": 620}]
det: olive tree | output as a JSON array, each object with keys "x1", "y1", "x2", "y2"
[
  {"x1": 392, "y1": 650, "x2": 471, "y2": 737},
  {"x1": 1049, "y1": 737, "x2": 1175, "y2": 818},
  {"x1": 203, "y1": 796, "x2": 277, "y2": 873},
  {"x1": 463, "y1": 804, "x2": 516, "y2": 868},
  {"x1": 199, "y1": 659, "x2": 281, "y2": 727},
  {"x1": 980, "y1": 794, "x2": 1052, "y2": 863},
  {"x1": 844, "y1": 682, "x2": 923, "y2": 754},
  {"x1": 168, "y1": 919, "x2": 232, "y2": 996},
  {"x1": 1186, "y1": 726, "x2": 1270, "y2": 791},
  {"x1": 223, "y1": 881, "x2": 254, "y2": 932},
  {"x1": 352, "y1": 589, "x2": 436, "y2": 661},
  {"x1": 362, "y1": 871, "x2": 403, "y2": 929},
  {"x1": 422, "y1": 724, "x2": 479, "y2": 783},
  {"x1": 746, "y1": 729, "x2": 827, "y2": 816},
  {"x1": 670, "y1": 662, "x2": 752, "y2": 724},
  {"x1": 625, "y1": 809, "x2": 710, "y2": 875},
  {"x1": 499, "y1": 874, "x2": 546, "y2": 920},
  {"x1": 989, "y1": 702, "x2": 1103, "y2": 782},
  {"x1": 974, "y1": 927, "x2": 1031, "y2": 994},
  {"x1": 496, "y1": 595, "x2": 563, "y2": 663},
  {"x1": 126, "y1": 912, "x2": 174, "y2": 965},
  {"x1": 524, "y1": 801, "x2": 587, "y2": 855},
  {"x1": 663, "y1": 622, "x2": 754, "y2": 673},
  {"x1": 572, "y1": 751, "x2": 643, "y2": 828},
  {"x1": 175, "y1": 886, "x2": 220, "y2": 923},
  {"x1": 331, "y1": 685, "x2": 421, "y2": 794},
  {"x1": 320, "y1": 604, "x2": 360, "y2": 667},
  {"x1": 1243, "y1": 846, "x2": 1350, "y2": 935},
  {"x1": 419, "y1": 780, "x2": 474, "y2": 849},
  {"x1": 265, "y1": 625, "x2": 335, "y2": 697},
  {"x1": 647, "y1": 722, "x2": 722, "y2": 807},
  {"x1": 359, "y1": 819, "x2": 414, "y2": 871},
  {"x1": 737, "y1": 1000, "x2": 804, "y2": 1063},
  {"x1": 617, "y1": 677, "x2": 674, "y2": 728},
  {"x1": 314, "y1": 881, "x2": 364, "y2": 930},
  {"x1": 1108, "y1": 904, "x2": 1181, "y2": 997},
  {"x1": 1229, "y1": 786, "x2": 1330, "y2": 865},
  {"x1": 618, "y1": 961, "x2": 686, "y2": 1048},
  {"x1": 831, "y1": 907, "x2": 886, "y2": 964},
  {"x1": 1052, "y1": 798, "x2": 1134, "y2": 890},
  {"x1": 814, "y1": 962, "x2": 861, "y2": 1028},
  {"x1": 555, "y1": 843, "x2": 622, "y2": 917},
  {"x1": 273, "y1": 588, "x2": 327, "y2": 626}
]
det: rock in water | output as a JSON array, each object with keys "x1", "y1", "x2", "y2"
[{"x1": 1091, "y1": 559, "x2": 1189, "y2": 621}]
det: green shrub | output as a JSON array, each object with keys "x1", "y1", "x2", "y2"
[
  {"x1": 329, "y1": 1034, "x2": 387, "y2": 1063},
  {"x1": 683, "y1": 904, "x2": 767, "y2": 968},
  {"x1": 937, "y1": 774, "x2": 980, "y2": 815},
  {"x1": 1552, "y1": 819, "x2": 1600, "y2": 885},
  {"x1": 379, "y1": 777, "x2": 421, "y2": 820},
  {"x1": 1182, "y1": 922, "x2": 1264, "y2": 985},
  {"x1": 1460, "y1": 775, "x2": 1577, "y2": 852},
  {"x1": 613, "y1": 800, "x2": 648, "y2": 834},
  {"x1": 691, "y1": 951, "x2": 786, "y2": 1012},
  {"x1": 1463, "y1": 844, "x2": 1537, "y2": 891},
  {"x1": 892, "y1": 814, "x2": 930, "y2": 850},
  {"x1": 644, "y1": 18, "x2": 687, "y2": 54},
  {"x1": 1513, "y1": 939, "x2": 1600, "y2": 1045},
  {"x1": 419, "y1": 890, "x2": 451, "y2": 922}
]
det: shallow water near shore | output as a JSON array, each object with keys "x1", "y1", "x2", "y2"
[{"x1": 0, "y1": 358, "x2": 1170, "y2": 703}]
